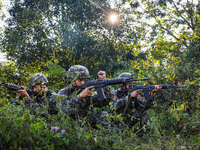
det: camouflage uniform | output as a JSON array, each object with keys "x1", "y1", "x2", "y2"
[
  {"x1": 25, "y1": 90, "x2": 58, "y2": 116},
  {"x1": 57, "y1": 65, "x2": 112, "y2": 129},
  {"x1": 110, "y1": 73, "x2": 154, "y2": 129},
  {"x1": 22, "y1": 73, "x2": 58, "y2": 116},
  {"x1": 110, "y1": 90, "x2": 153, "y2": 128}
]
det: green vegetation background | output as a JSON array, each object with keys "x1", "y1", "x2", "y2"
[{"x1": 0, "y1": 0, "x2": 199, "y2": 149}]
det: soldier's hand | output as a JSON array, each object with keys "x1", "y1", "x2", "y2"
[
  {"x1": 98, "y1": 71, "x2": 106, "y2": 80},
  {"x1": 131, "y1": 89, "x2": 142, "y2": 98},
  {"x1": 16, "y1": 86, "x2": 29, "y2": 101},
  {"x1": 152, "y1": 85, "x2": 162, "y2": 93},
  {"x1": 151, "y1": 85, "x2": 162, "y2": 97},
  {"x1": 79, "y1": 86, "x2": 94, "y2": 99}
]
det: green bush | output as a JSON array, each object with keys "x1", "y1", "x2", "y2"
[{"x1": 0, "y1": 62, "x2": 199, "y2": 149}]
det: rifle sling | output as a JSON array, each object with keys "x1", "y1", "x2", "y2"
[{"x1": 122, "y1": 94, "x2": 131, "y2": 116}]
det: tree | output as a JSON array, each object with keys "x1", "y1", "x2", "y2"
[
  {"x1": 1, "y1": 0, "x2": 199, "y2": 80},
  {"x1": 1, "y1": 0, "x2": 129, "y2": 77},
  {"x1": 118, "y1": 0, "x2": 200, "y2": 82}
]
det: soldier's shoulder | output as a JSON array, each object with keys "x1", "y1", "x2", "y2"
[
  {"x1": 46, "y1": 90, "x2": 57, "y2": 101},
  {"x1": 111, "y1": 90, "x2": 117, "y2": 95},
  {"x1": 48, "y1": 90, "x2": 57, "y2": 95},
  {"x1": 58, "y1": 86, "x2": 71, "y2": 96}
]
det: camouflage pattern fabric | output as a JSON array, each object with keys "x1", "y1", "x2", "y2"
[
  {"x1": 89, "y1": 111, "x2": 110, "y2": 129},
  {"x1": 118, "y1": 72, "x2": 133, "y2": 79},
  {"x1": 57, "y1": 85, "x2": 113, "y2": 128},
  {"x1": 110, "y1": 90, "x2": 154, "y2": 128},
  {"x1": 25, "y1": 90, "x2": 58, "y2": 116},
  {"x1": 28, "y1": 73, "x2": 48, "y2": 87},
  {"x1": 67, "y1": 65, "x2": 90, "y2": 82},
  {"x1": 118, "y1": 72, "x2": 135, "y2": 86}
]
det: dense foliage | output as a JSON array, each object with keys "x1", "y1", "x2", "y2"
[
  {"x1": 0, "y1": 66, "x2": 199, "y2": 149},
  {"x1": 0, "y1": 0, "x2": 199, "y2": 149}
]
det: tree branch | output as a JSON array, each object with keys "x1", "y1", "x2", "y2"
[{"x1": 172, "y1": 0, "x2": 194, "y2": 30}]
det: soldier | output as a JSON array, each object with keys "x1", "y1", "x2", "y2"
[
  {"x1": 16, "y1": 73, "x2": 58, "y2": 116},
  {"x1": 57, "y1": 65, "x2": 113, "y2": 129},
  {"x1": 109, "y1": 73, "x2": 162, "y2": 132}
]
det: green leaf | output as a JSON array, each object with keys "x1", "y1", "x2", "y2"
[
  {"x1": 78, "y1": 133, "x2": 82, "y2": 138},
  {"x1": 13, "y1": 116, "x2": 22, "y2": 128},
  {"x1": 96, "y1": 124, "x2": 103, "y2": 130},
  {"x1": 48, "y1": 144, "x2": 54, "y2": 150},
  {"x1": 0, "y1": 118, "x2": 8, "y2": 133},
  {"x1": 54, "y1": 133, "x2": 62, "y2": 138},
  {"x1": 5, "y1": 133, "x2": 10, "y2": 142},
  {"x1": 64, "y1": 139, "x2": 69, "y2": 146}
]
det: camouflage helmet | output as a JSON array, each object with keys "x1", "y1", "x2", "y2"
[
  {"x1": 118, "y1": 72, "x2": 135, "y2": 86},
  {"x1": 28, "y1": 73, "x2": 48, "y2": 87},
  {"x1": 67, "y1": 65, "x2": 90, "y2": 82}
]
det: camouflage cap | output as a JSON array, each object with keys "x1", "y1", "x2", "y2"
[
  {"x1": 118, "y1": 73, "x2": 133, "y2": 79},
  {"x1": 28, "y1": 73, "x2": 48, "y2": 87},
  {"x1": 118, "y1": 72, "x2": 135, "y2": 86},
  {"x1": 67, "y1": 65, "x2": 90, "y2": 82}
]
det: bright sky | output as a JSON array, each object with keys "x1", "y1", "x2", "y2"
[{"x1": 0, "y1": 0, "x2": 10, "y2": 61}]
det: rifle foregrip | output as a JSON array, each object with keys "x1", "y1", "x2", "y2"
[
  {"x1": 4, "y1": 83, "x2": 23, "y2": 91},
  {"x1": 106, "y1": 78, "x2": 126, "y2": 85},
  {"x1": 3, "y1": 83, "x2": 31, "y2": 93},
  {"x1": 160, "y1": 85, "x2": 171, "y2": 89}
]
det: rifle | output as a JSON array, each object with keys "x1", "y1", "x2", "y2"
[
  {"x1": 117, "y1": 82, "x2": 187, "y2": 102},
  {"x1": 0, "y1": 79, "x2": 32, "y2": 95},
  {"x1": 69, "y1": 77, "x2": 150, "y2": 102}
]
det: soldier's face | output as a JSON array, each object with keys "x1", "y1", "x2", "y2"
[
  {"x1": 32, "y1": 84, "x2": 42, "y2": 93},
  {"x1": 122, "y1": 83, "x2": 133, "y2": 90},
  {"x1": 75, "y1": 78, "x2": 86, "y2": 86},
  {"x1": 122, "y1": 83, "x2": 129, "y2": 89},
  {"x1": 128, "y1": 83, "x2": 133, "y2": 88}
]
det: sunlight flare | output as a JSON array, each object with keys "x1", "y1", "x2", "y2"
[{"x1": 109, "y1": 14, "x2": 118, "y2": 23}]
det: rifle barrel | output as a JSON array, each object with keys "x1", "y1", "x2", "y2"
[
  {"x1": 134, "y1": 78, "x2": 151, "y2": 81},
  {"x1": 1, "y1": 80, "x2": 32, "y2": 92}
]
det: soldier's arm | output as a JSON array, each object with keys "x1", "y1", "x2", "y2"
[
  {"x1": 57, "y1": 87, "x2": 75, "y2": 107},
  {"x1": 112, "y1": 96, "x2": 128, "y2": 111},
  {"x1": 57, "y1": 87, "x2": 88, "y2": 108},
  {"x1": 25, "y1": 97, "x2": 33, "y2": 105},
  {"x1": 47, "y1": 91, "x2": 58, "y2": 115},
  {"x1": 24, "y1": 96, "x2": 41, "y2": 109},
  {"x1": 16, "y1": 86, "x2": 30, "y2": 101},
  {"x1": 134, "y1": 85, "x2": 161, "y2": 110},
  {"x1": 151, "y1": 85, "x2": 162, "y2": 97},
  {"x1": 134, "y1": 97, "x2": 154, "y2": 110}
]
